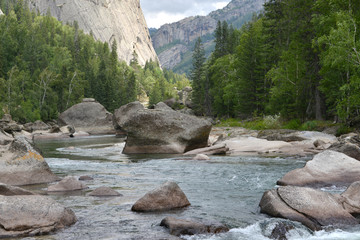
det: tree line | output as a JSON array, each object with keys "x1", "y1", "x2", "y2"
[
  {"x1": 0, "y1": 0, "x2": 189, "y2": 123},
  {"x1": 191, "y1": 0, "x2": 360, "y2": 127}
]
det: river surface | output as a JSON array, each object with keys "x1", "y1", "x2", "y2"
[{"x1": 18, "y1": 135, "x2": 360, "y2": 240}]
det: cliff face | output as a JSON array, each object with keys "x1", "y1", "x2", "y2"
[
  {"x1": 151, "y1": 0, "x2": 265, "y2": 73},
  {"x1": 28, "y1": 0, "x2": 158, "y2": 66}
]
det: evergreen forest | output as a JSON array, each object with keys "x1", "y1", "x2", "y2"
[
  {"x1": 191, "y1": 0, "x2": 360, "y2": 128},
  {"x1": 0, "y1": 0, "x2": 189, "y2": 123}
]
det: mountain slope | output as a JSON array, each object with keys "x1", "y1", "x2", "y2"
[
  {"x1": 28, "y1": 0, "x2": 158, "y2": 66},
  {"x1": 151, "y1": 0, "x2": 265, "y2": 74}
]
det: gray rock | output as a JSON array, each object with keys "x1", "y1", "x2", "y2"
[
  {"x1": 0, "y1": 195, "x2": 76, "y2": 238},
  {"x1": 58, "y1": 100, "x2": 114, "y2": 135},
  {"x1": 28, "y1": 0, "x2": 157, "y2": 66},
  {"x1": 88, "y1": 187, "x2": 122, "y2": 197},
  {"x1": 340, "y1": 181, "x2": 360, "y2": 214},
  {"x1": 0, "y1": 129, "x2": 13, "y2": 145},
  {"x1": 131, "y1": 181, "x2": 190, "y2": 212},
  {"x1": 113, "y1": 101, "x2": 212, "y2": 154},
  {"x1": 184, "y1": 143, "x2": 228, "y2": 155},
  {"x1": 154, "y1": 102, "x2": 174, "y2": 111},
  {"x1": 160, "y1": 216, "x2": 229, "y2": 236},
  {"x1": 0, "y1": 114, "x2": 12, "y2": 123},
  {"x1": 277, "y1": 150, "x2": 360, "y2": 187},
  {"x1": 330, "y1": 142, "x2": 360, "y2": 161},
  {"x1": 269, "y1": 221, "x2": 295, "y2": 240},
  {"x1": 0, "y1": 136, "x2": 60, "y2": 186},
  {"x1": 30, "y1": 120, "x2": 50, "y2": 132},
  {"x1": 0, "y1": 183, "x2": 34, "y2": 196},
  {"x1": 79, "y1": 175, "x2": 93, "y2": 181},
  {"x1": 259, "y1": 186, "x2": 358, "y2": 231},
  {"x1": 48, "y1": 176, "x2": 87, "y2": 192}
]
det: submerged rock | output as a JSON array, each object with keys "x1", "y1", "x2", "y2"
[
  {"x1": 259, "y1": 186, "x2": 359, "y2": 231},
  {"x1": 58, "y1": 99, "x2": 115, "y2": 135},
  {"x1": 160, "y1": 216, "x2": 229, "y2": 236},
  {"x1": 0, "y1": 136, "x2": 60, "y2": 186},
  {"x1": 277, "y1": 150, "x2": 360, "y2": 187},
  {"x1": 0, "y1": 183, "x2": 35, "y2": 196},
  {"x1": 48, "y1": 176, "x2": 87, "y2": 192},
  {"x1": 113, "y1": 101, "x2": 212, "y2": 154},
  {"x1": 0, "y1": 195, "x2": 76, "y2": 238},
  {"x1": 131, "y1": 181, "x2": 190, "y2": 212},
  {"x1": 88, "y1": 187, "x2": 122, "y2": 197}
]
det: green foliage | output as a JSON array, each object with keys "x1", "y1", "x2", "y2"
[{"x1": 0, "y1": 1, "x2": 190, "y2": 122}]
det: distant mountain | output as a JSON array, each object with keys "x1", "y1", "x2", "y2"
[{"x1": 151, "y1": 0, "x2": 265, "y2": 75}]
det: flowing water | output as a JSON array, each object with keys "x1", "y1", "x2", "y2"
[{"x1": 18, "y1": 135, "x2": 360, "y2": 240}]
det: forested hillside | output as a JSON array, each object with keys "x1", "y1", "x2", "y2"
[
  {"x1": 191, "y1": 0, "x2": 360, "y2": 126},
  {"x1": 0, "y1": 1, "x2": 189, "y2": 123}
]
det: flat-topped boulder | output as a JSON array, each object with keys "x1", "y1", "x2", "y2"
[
  {"x1": 113, "y1": 101, "x2": 212, "y2": 154},
  {"x1": 277, "y1": 150, "x2": 360, "y2": 187},
  {"x1": 58, "y1": 99, "x2": 115, "y2": 135},
  {"x1": 259, "y1": 185, "x2": 359, "y2": 231},
  {"x1": 0, "y1": 195, "x2": 76, "y2": 238},
  {"x1": 131, "y1": 181, "x2": 190, "y2": 212},
  {"x1": 0, "y1": 136, "x2": 60, "y2": 186}
]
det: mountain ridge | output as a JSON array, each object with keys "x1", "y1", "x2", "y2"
[{"x1": 151, "y1": 0, "x2": 265, "y2": 74}]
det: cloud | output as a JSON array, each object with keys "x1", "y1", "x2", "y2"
[{"x1": 141, "y1": 0, "x2": 231, "y2": 28}]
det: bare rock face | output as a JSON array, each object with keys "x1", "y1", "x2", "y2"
[
  {"x1": 131, "y1": 181, "x2": 190, "y2": 212},
  {"x1": 113, "y1": 101, "x2": 212, "y2": 154},
  {"x1": 160, "y1": 216, "x2": 229, "y2": 236},
  {"x1": 28, "y1": 0, "x2": 158, "y2": 66},
  {"x1": 48, "y1": 176, "x2": 88, "y2": 192},
  {"x1": 58, "y1": 99, "x2": 115, "y2": 135},
  {"x1": 277, "y1": 150, "x2": 360, "y2": 187},
  {"x1": 259, "y1": 186, "x2": 358, "y2": 231},
  {"x1": 0, "y1": 136, "x2": 60, "y2": 186},
  {"x1": 0, "y1": 195, "x2": 77, "y2": 238}
]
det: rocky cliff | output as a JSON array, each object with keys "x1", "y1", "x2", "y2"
[
  {"x1": 151, "y1": 0, "x2": 265, "y2": 73},
  {"x1": 28, "y1": 0, "x2": 158, "y2": 66}
]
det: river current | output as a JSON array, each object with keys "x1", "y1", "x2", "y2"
[{"x1": 19, "y1": 135, "x2": 360, "y2": 240}]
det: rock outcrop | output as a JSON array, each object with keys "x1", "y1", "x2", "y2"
[
  {"x1": 0, "y1": 136, "x2": 60, "y2": 186},
  {"x1": 277, "y1": 150, "x2": 360, "y2": 187},
  {"x1": 259, "y1": 185, "x2": 359, "y2": 231},
  {"x1": 0, "y1": 195, "x2": 76, "y2": 238},
  {"x1": 152, "y1": 0, "x2": 264, "y2": 71},
  {"x1": 131, "y1": 181, "x2": 190, "y2": 212},
  {"x1": 58, "y1": 98, "x2": 115, "y2": 135},
  {"x1": 28, "y1": 0, "x2": 158, "y2": 66},
  {"x1": 113, "y1": 102, "x2": 212, "y2": 154},
  {"x1": 160, "y1": 217, "x2": 229, "y2": 236}
]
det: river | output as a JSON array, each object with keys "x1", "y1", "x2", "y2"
[{"x1": 19, "y1": 135, "x2": 360, "y2": 240}]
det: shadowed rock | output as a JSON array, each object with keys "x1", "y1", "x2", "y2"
[
  {"x1": 0, "y1": 183, "x2": 34, "y2": 196},
  {"x1": 131, "y1": 181, "x2": 190, "y2": 212},
  {"x1": 160, "y1": 216, "x2": 229, "y2": 236}
]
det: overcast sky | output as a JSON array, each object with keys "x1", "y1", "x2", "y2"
[{"x1": 141, "y1": 0, "x2": 231, "y2": 29}]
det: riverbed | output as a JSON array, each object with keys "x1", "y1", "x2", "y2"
[{"x1": 19, "y1": 135, "x2": 360, "y2": 239}]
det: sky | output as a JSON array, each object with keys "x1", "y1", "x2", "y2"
[{"x1": 141, "y1": 0, "x2": 231, "y2": 29}]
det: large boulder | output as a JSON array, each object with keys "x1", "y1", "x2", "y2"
[
  {"x1": 48, "y1": 176, "x2": 87, "y2": 192},
  {"x1": 277, "y1": 150, "x2": 360, "y2": 187},
  {"x1": 160, "y1": 216, "x2": 229, "y2": 236},
  {"x1": 259, "y1": 186, "x2": 358, "y2": 231},
  {"x1": 58, "y1": 98, "x2": 115, "y2": 135},
  {"x1": 0, "y1": 195, "x2": 76, "y2": 238},
  {"x1": 131, "y1": 181, "x2": 190, "y2": 212},
  {"x1": 0, "y1": 136, "x2": 60, "y2": 186},
  {"x1": 113, "y1": 101, "x2": 212, "y2": 154}
]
